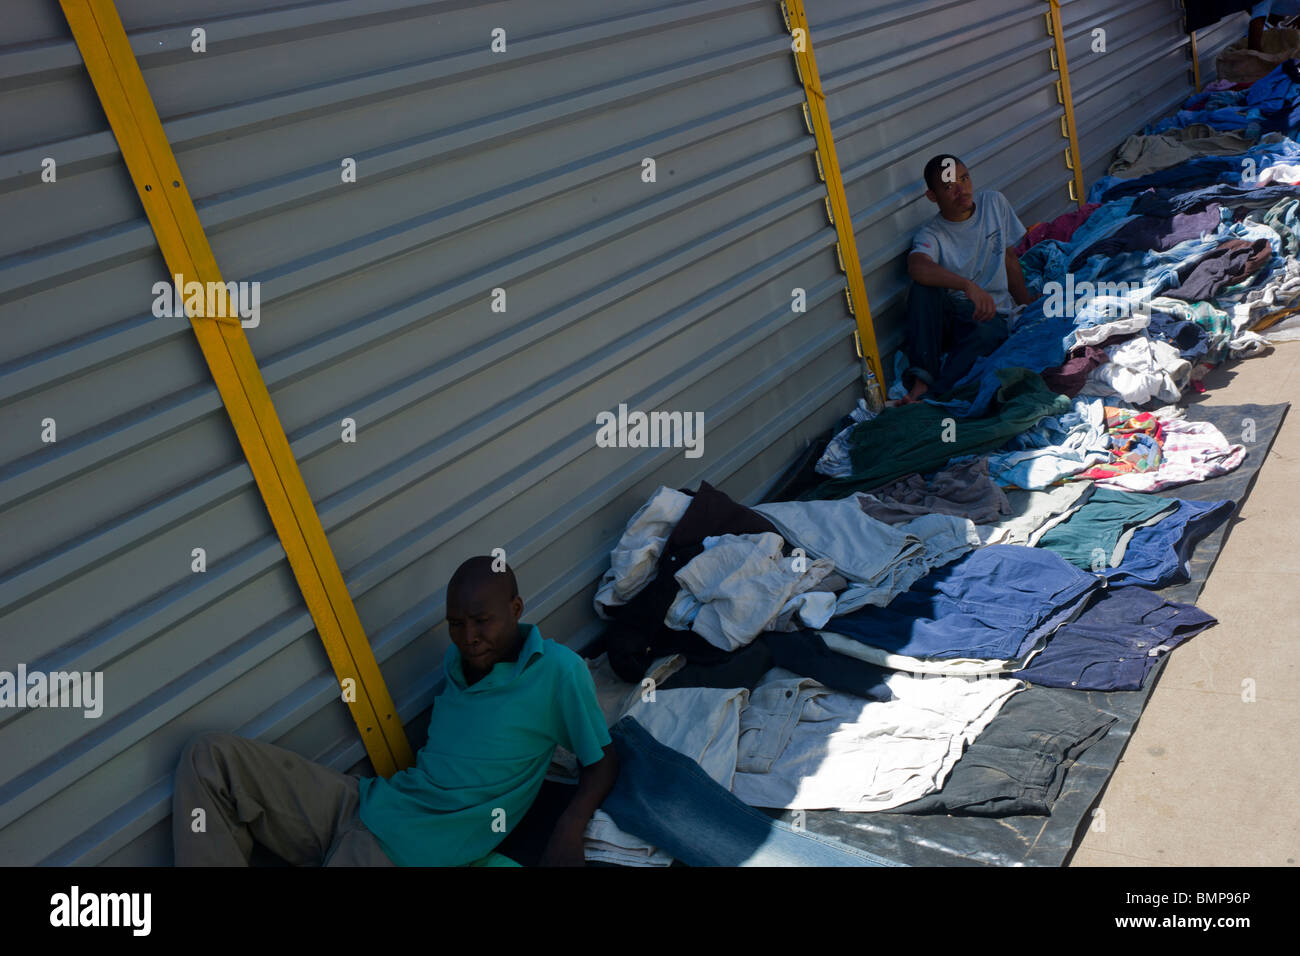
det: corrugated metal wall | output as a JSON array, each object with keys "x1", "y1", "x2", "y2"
[
  {"x1": 1064, "y1": 0, "x2": 1198, "y2": 193},
  {"x1": 0, "y1": 0, "x2": 869, "y2": 866},
  {"x1": 0, "y1": 0, "x2": 1239, "y2": 866}
]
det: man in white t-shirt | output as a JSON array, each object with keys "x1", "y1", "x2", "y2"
[{"x1": 897, "y1": 155, "x2": 1035, "y2": 404}]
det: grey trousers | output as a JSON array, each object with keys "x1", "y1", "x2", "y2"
[{"x1": 172, "y1": 731, "x2": 395, "y2": 867}]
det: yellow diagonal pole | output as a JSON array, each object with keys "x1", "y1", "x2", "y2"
[
  {"x1": 782, "y1": 0, "x2": 885, "y2": 409},
  {"x1": 1046, "y1": 0, "x2": 1087, "y2": 207},
  {"x1": 60, "y1": 0, "x2": 413, "y2": 776}
]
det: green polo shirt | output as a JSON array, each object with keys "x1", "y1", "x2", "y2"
[{"x1": 357, "y1": 623, "x2": 610, "y2": 866}]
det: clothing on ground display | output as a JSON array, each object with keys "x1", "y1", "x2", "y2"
[
  {"x1": 593, "y1": 486, "x2": 692, "y2": 616},
  {"x1": 600, "y1": 716, "x2": 902, "y2": 866},
  {"x1": 730, "y1": 669, "x2": 1023, "y2": 812},
  {"x1": 1104, "y1": 497, "x2": 1236, "y2": 588},
  {"x1": 822, "y1": 545, "x2": 1106, "y2": 664},
  {"x1": 1091, "y1": 412, "x2": 1247, "y2": 492},
  {"x1": 976, "y1": 482, "x2": 1095, "y2": 547},
  {"x1": 806, "y1": 369, "x2": 1073, "y2": 498},
  {"x1": 583, "y1": 687, "x2": 749, "y2": 867},
  {"x1": 1015, "y1": 587, "x2": 1218, "y2": 691},
  {"x1": 857, "y1": 456, "x2": 1011, "y2": 525},
  {"x1": 603, "y1": 481, "x2": 779, "y2": 681},
  {"x1": 1035, "y1": 487, "x2": 1178, "y2": 570},
  {"x1": 891, "y1": 689, "x2": 1117, "y2": 817}
]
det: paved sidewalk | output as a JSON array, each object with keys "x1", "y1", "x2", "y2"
[{"x1": 1071, "y1": 340, "x2": 1300, "y2": 867}]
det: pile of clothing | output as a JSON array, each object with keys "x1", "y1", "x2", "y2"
[
  {"x1": 1018, "y1": 61, "x2": 1300, "y2": 357},
  {"x1": 575, "y1": 448, "x2": 1232, "y2": 864},
  {"x1": 569, "y1": 57, "x2": 1293, "y2": 867}
]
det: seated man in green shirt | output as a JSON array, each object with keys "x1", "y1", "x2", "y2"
[{"x1": 172, "y1": 556, "x2": 618, "y2": 867}]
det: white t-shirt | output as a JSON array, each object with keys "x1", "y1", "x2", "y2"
[{"x1": 910, "y1": 190, "x2": 1027, "y2": 315}]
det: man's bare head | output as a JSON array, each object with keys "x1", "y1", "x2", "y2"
[
  {"x1": 446, "y1": 556, "x2": 524, "y2": 678},
  {"x1": 448, "y1": 555, "x2": 518, "y2": 605},
  {"x1": 922, "y1": 154, "x2": 975, "y2": 220}
]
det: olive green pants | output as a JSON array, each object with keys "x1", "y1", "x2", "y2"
[{"x1": 171, "y1": 731, "x2": 394, "y2": 867}]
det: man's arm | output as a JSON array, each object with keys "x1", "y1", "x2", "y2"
[
  {"x1": 910, "y1": 252, "x2": 996, "y2": 320},
  {"x1": 539, "y1": 743, "x2": 619, "y2": 867},
  {"x1": 1005, "y1": 246, "x2": 1034, "y2": 306},
  {"x1": 908, "y1": 251, "x2": 970, "y2": 291}
]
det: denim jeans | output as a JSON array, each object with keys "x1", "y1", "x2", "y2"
[
  {"x1": 1104, "y1": 497, "x2": 1235, "y2": 588},
  {"x1": 826, "y1": 545, "x2": 1105, "y2": 663},
  {"x1": 903, "y1": 282, "x2": 1009, "y2": 396},
  {"x1": 599, "y1": 717, "x2": 903, "y2": 867}
]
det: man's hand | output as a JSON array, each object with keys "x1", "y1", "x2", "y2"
[
  {"x1": 536, "y1": 742, "x2": 617, "y2": 867},
  {"x1": 965, "y1": 281, "x2": 997, "y2": 321},
  {"x1": 539, "y1": 819, "x2": 588, "y2": 867}
]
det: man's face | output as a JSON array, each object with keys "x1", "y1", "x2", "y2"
[
  {"x1": 446, "y1": 584, "x2": 523, "y2": 676},
  {"x1": 928, "y1": 162, "x2": 975, "y2": 217}
]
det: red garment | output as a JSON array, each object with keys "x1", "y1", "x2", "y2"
[
  {"x1": 1040, "y1": 344, "x2": 1109, "y2": 398},
  {"x1": 1015, "y1": 203, "x2": 1102, "y2": 256}
]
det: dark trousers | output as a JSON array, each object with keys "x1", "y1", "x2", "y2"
[{"x1": 903, "y1": 283, "x2": 1009, "y2": 395}]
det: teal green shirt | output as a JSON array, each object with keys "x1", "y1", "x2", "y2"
[{"x1": 357, "y1": 623, "x2": 611, "y2": 866}]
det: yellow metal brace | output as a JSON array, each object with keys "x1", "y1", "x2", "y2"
[
  {"x1": 1045, "y1": 0, "x2": 1087, "y2": 207},
  {"x1": 59, "y1": 0, "x2": 413, "y2": 777},
  {"x1": 780, "y1": 1, "x2": 885, "y2": 410},
  {"x1": 1190, "y1": 30, "x2": 1203, "y2": 93}
]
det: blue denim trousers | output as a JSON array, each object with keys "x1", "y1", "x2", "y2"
[
  {"x1": 600, "y1": 717, "x2": 903, "y2": 867},
  {"x1": 1104, "y1": 497, "x2": 1235, "y2": 589},
  {"x1": 827, "y1": 545, "x2": 1104, "y2": 662},
  {"x1": 902, "y1": 282, "x2": 1008, "y2": 397}
]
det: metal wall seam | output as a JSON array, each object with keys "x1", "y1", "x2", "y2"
[
  {"x1": 58, "y1": 0, "x2": 413, "y2": 777},
  {"x1": 1046, "y1": 0, "x2": 1087, "y2": 205},
  {"x1": 1191, "y1": 30, "x2": 1203, "y2": 92},
  {"x1": 1180, "y1": 0, "x2": 1203, "y2": 91},
  {"x1": 781, "y1": 0, "x2": 884, "y2": 408}
]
